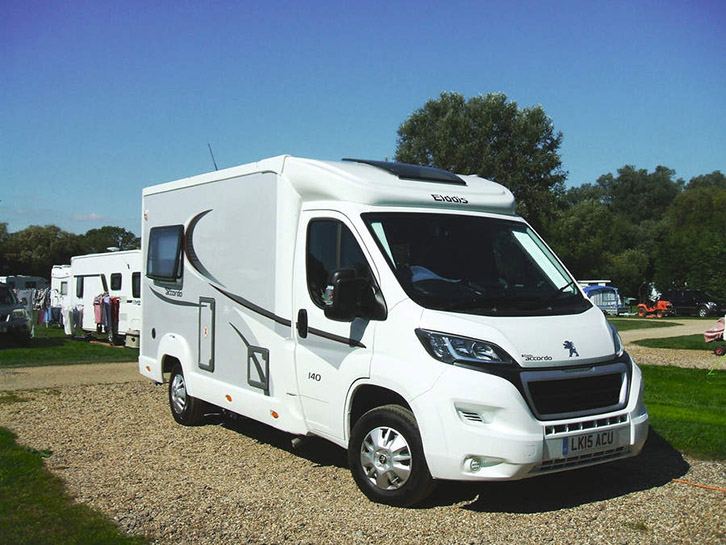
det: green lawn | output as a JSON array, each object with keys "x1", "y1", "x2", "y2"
[
  {"x1": 607, "y1": 317, "x2": 680, "y2": 332},
  {"x1": 641, "y1": 365, "x2": 726, "y2": 459},
  {"x1": 0, "y1": 427, "x2": 147, "y2": 545},
  {"x1": 634, "y1": 333, "x2": 715, "y2": 351},
  {"x1": 0, "y1": 326, "x2": 137, "y2": 368}
]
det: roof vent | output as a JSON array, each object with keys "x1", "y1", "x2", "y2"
[{"x1": 342, "y1": 158, "x2": 467, "y2": 186}]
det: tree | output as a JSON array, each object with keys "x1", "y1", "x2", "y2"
[
  {"x1": 82, "y1": 226, "x2": 140, "y2": 253},
  {"x1": 655, "y1": 184, "x2": 726, "y2": 298},
  {"x1": 686, "y1": 170, "x2": 726, "y2": 190},
  {"x1": 595, "y1": 165, "x2": 683, "y2": 222},
  {"x1": 395, "y1": 92, "x2": 567, "y2": 230},
  {"x1": 2, "y1": 225, "x2": 84, "y2": 278}
]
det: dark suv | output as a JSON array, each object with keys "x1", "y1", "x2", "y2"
[
  {"x1": 0, "y1": 282, "x2": 32, "y2": 343},
  {"x1": 660, "y1": 290, "x2": 725, "y2": 317}
]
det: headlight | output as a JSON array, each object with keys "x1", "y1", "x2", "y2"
[
  {"x1": 608, "y1": 321, "x2": 623, "y2": 357},
  {"x1": 415, "y1": 329, "x2": 512, "y2": 365},
  {"x1": 10, "y1": 309, "x2": 28, "y2": 321}
]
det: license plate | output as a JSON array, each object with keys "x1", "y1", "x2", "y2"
[{"x1": 563, "y1": 430, "x2": 617, "y2": 456}]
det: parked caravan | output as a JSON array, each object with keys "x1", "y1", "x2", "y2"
[
  {"x1": 139, "y1": 156, "x2": 648, "y2": 506},
  {"x1": 579, "y1": 281, "x2": 625, "y2": 316},
  {"x1": 50, "y1": 265, "x2": 72, "y2": 309},
  {"x1": 71, "y1": 250, "x2": 141, "y2": 346},
  {"x1": 0, "y1": 275, "x2": 49, "y2": 290}
]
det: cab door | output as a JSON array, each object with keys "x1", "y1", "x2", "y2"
[{"x1": 292, "y1": 211, "x2": 380, "y2": 442}]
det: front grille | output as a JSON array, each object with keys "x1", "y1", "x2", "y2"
[
  {"x1": 545, "y1": 414, "x2": 628, "y2": 436},
  {"x1": 534, "y1": 446, "x2": 629, "y2": 473},
  {"x1": 522, "y1": 362, "x2": 629, "y2": 420}
]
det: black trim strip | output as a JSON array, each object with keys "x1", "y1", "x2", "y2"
[
  {"x1": 211, "y1": 285, "x2": 292, "y2": 327},
  {"x1": 211, "y1": 285, "x2": 366, "y2": 349},
  {"x1": 308, "y1": 326, "x2": 366, "y2": 349},
  {"x1": 149, "y1": 287, "x2": 201, "y2": 307}
]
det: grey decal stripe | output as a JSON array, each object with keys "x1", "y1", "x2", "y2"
[
  {"x1": 211, "y1": 285, "x2": 292, "y2": 327},
  {"x1": 185, "y1": 210, "x2": 223, "y2": 285},
  {"x1": 149, "y1": 288, "x2": 200, "y2": 307}
]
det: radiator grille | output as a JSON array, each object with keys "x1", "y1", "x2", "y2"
[{"x1": 522, "y1": 362, "x2": 629, "y2": 420}]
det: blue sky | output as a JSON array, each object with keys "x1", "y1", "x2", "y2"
[{"x1": 2, "y1": 0, "x2": 724, "y2": 236}]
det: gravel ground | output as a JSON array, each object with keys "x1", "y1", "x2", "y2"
[{"x1": 1, "y1": 375, "x2": 724, "y2": 544}]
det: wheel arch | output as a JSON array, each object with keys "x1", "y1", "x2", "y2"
[{"x1": 347, "y1": 383, "x2": 412, "y2": 440}]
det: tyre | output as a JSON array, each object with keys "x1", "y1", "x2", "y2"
[
  {"x1": 637, "y1": 307, "x2": 647, "y2": 318},
  {"x1": 698, "y1": 306, "x2": 709, "y2": 318},
  {"x1": 169, "y1": 363, "x2": 206, "y2": 426},
  {"x1": 348, "y1": 404, "x2": 435, "y2": 507},
  {"x1": 656, "y1": 310, "x2": 664, "y2": 318},
  {"x1": 714, "y1": 345, "x2": 726, "y2": 357}
]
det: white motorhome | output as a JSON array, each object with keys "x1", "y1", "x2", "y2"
[
  {"x1": 71, "y1": 250, "x2": 141, "y2": 346},
  {"x1": 50, "y1": 264, "x2": 72, "y2": 309},
  {"x1": 139, "y1": 156, "x2": 648, "y2": 506}
]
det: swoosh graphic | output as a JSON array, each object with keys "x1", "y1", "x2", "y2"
[{"x1": 185, "y1": 210, "x2": 223, "y2": 285}]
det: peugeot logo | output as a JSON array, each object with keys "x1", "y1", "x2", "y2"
[{"x1": 563, "y1": 340, "x2": 579, "y2": 357}]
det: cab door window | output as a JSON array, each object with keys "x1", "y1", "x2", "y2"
[{"x1": 306, "y1": 219, "x2": 372, "y2": 309}]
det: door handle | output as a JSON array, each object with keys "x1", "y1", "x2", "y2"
[{"x1": 296, "y1": 309, "x2": 308, "y2": 339}]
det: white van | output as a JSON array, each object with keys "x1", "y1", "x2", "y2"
[
  {"x1": 139, "y1": 156, "x2": 648, "y2": 506},
  {"x1": 71, "y1": 250, "x2": 141, "y2": 346}
]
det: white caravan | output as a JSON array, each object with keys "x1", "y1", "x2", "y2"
[
  {"x1": 50, "y1": 265, "x2": 72, "y2": 309},
  {"x1": 139, "y1": 156, "x2": 648, "y2": 506},
  {"x1": 71, "y1": 250, "x2": 141, "y2": 346}
]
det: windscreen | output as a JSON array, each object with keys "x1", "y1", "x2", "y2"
[{"x1": 363, "y1": 213, "x2": 590, "y2": 316}]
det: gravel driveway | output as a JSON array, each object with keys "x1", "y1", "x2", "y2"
[{"x1": 1, "y1": 336, "x2": 724, "y2": 544}]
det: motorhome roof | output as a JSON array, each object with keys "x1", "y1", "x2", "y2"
[{"x1": 144, "y1": 155, "x2": 516, "y2": 216}]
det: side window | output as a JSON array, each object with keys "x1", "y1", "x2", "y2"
[
  {"x1": 147, "y1": 225, "x2": 184, "y2": 282},
  {"x1": 110, "y1": 273, "x2": 122, "y2": 291},
  {"x1": 132, "y1": 272, "x2": 141, "y2": 298},
  {"x1": 76, "y1": 277, "x2": 84, "y2": 298},
  {"x1": 60, "y1": 281, "x2": 68, "y2": 296},
  {"x1": 306, "y1": 219, "x2": 372, "y2": 308}
]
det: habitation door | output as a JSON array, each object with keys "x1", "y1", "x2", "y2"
[
  {"x1": 198, "y1": 297, "x2": 215, "y2": 371},
  {"x1": 292, "y1": 210, "x2": 378, "y2": 442}
]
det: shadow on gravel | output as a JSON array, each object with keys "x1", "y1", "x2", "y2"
[
  {"x1": 210, "y1": 411, "x2": 348, "y2": 469},
  {"x1": 428, "y1": 428, "x2": 689, "y2": 513},
  {"x1": 206, "y1": 413, "x2": 688, "y2": 513}
]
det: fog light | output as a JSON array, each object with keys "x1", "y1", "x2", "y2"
[{"x1": 467, "y1": 457, "x2": 482, "y2": 472}]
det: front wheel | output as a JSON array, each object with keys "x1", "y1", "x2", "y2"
[
  {"x1": 348, "y1": 405, "x2": 435, "y2": 507},
  {"x1": 714, "y1": 345, "x2": 726, "y2": 357},
  {"x1": 698, "y1": 306, "x2": 709, "y2": 318},
  {"x1": 169, "y1": 364, "x2": 207, "y2": 426}
]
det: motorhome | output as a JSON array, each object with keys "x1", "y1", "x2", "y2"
[
  {"x1": 139, "y1": 156, "x2": 648, "y2": 506},
  {"x1": 70, "y1": 250, "x2": 141, "y2": 346}
]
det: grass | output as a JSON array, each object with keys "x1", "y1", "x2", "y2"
[
  {"x1": 0, "y1": 326, "x2": 137, "y2": 369},
  {"x1": 607, "y1": 317, "x2": 680, "y2": 332},
  {"x1": 641, "y1": 365, "x2": 726, "y2": 459},
  {"x1": 0, "y1": 427, "x2": 147, "y2": 545},
  {"x1": 634, "y1": 333, "x2": 715, "y2": 351}
]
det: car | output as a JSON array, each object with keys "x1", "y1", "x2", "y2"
[
  {"x1": 660, "y1": 289, "x2": 725, "y2": 318},
  {"x1": 0, "y1": 282, "x2": 32, "y2": 343}
]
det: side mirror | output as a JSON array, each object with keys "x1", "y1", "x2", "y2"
[{"x1": 324, "y1": 269, "x2": 387, "y2": 322}]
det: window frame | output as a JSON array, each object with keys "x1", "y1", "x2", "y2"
[{"x1": 146, "y1": 225, "x2": 185, "y2": 283}]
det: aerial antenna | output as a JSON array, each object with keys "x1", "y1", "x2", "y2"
[{"x1": 207, "y1": 143, "x2": 219, "y2": 171}]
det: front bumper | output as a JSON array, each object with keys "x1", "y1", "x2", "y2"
[
  {"x1": 412, "y1": 356, "x2": 648, "y2": 481},
  {"x1": 0, "y1": 318, "x2": 31, "y2": 337}
]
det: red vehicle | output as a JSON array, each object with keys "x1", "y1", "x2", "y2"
[{"x1": 637, "y1": 299, "x2": 674, "y2": 318}]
